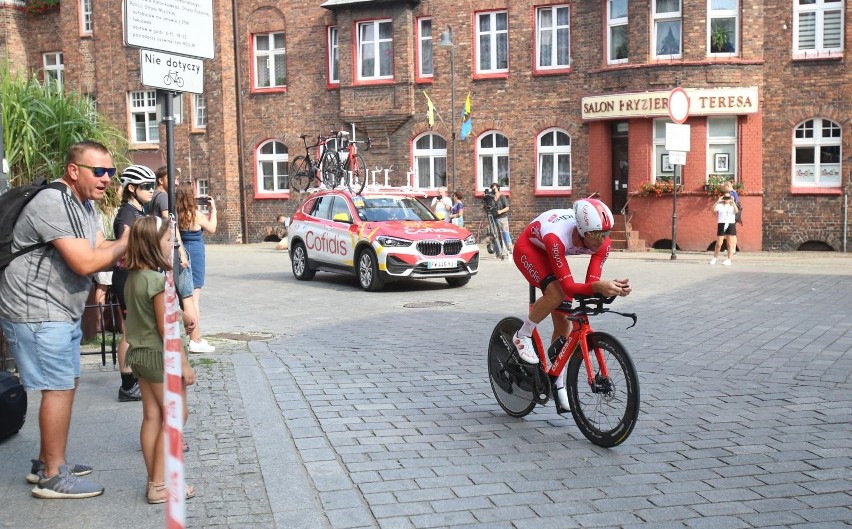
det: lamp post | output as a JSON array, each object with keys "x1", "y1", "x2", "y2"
[{"x1": 438, "y1": 26, "x2": 456, "y2": 193}]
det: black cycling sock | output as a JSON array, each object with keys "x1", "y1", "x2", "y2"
[{"x1": 120, "y1": 372, "x2": 136, "y2": 390}]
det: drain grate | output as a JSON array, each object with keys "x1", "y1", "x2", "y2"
[{"x1": 403, "y1": 301, "x2": 455, "y2": 309}]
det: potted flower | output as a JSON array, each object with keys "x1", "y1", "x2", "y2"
[
  {"x1": 705, "y1": 174, "x2": 743, "y2": 197},
  {"x1": 637, "y1": 179, "x2": 675, "y2": 197},
  {"x1": 710, "y1": 23, "x2": 734, "y2": 53},
  {"x1": 24, "y1": 0, "x2": 60, "y2": 15}
]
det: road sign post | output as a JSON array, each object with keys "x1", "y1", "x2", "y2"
[{"x1": 667, "y1": 88, "x2": 690, "y2": 260}]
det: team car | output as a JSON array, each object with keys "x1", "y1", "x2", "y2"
[{"x1": 287, "y1": 189, "x2": 479, "y2": 291}]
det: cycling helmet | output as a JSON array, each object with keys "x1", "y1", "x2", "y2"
[
  {"x1": 573, "y1": 198, "x2": 614, "y2": 237},
  {"x1": 120, "y1": 165, "x2": 156, "y2": 187}
]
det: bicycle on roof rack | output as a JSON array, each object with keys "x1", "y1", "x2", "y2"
[
  {"x1": 487, "y1": 290, "x2": 640, "y2": 447},
  {"x1": 290, "y1": 131, "x2": 340, "y2": 192},
  {"x1": 330, "y1": 130, "x2": 371, "y2": 196}
]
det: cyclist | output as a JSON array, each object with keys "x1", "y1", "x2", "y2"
[{"x1": 512, "y1": 199, "x2": 631, "y2": 366}]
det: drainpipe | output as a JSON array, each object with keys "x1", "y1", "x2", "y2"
[
  {"x1": 844, "y1": 185, "x2": 848, "y2": 253},
  {"x1": 232, "y1": 0, "x2": 249, "y2": 243}
]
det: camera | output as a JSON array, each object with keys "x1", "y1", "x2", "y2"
[
  {"x1": 481, "y1": 188, "x2": 497, "y2": 214},
  {"x1": 197, "y1": 196, "x2": 211, "y2": 206},
  {"x1": 721, "y1": 194, "x2": 731, "y2": 201}
]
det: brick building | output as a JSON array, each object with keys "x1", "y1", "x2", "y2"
[{"x1": 2, "y1": 0, "x2": 850, "y2": 251}]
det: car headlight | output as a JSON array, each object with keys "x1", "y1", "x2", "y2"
[
  {"x1": 377, "y1": 236, "x2": 413, "y2": 247},
  {"x1": 464, "y1": 235, "x2": 476, "y2": 246}
]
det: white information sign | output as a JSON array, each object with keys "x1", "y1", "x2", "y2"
[
  {"x1": 125, "y1": 0, "x2": 215, "y2": 59},
  {"x1": 665, "y1": 123, "x2": 691, "y2": 152},
  {"x1": 668, "y1": 151, "x2": 687, "y2": 166},
  {"x1": 141, "y1": 50, "x2": 204, "y2": 94}
]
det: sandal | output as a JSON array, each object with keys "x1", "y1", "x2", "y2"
[{"x1": 147, "y1": 481, "x2": 197, "y2": 504}]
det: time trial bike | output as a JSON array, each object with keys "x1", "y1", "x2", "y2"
[
  {"x1": 290, "y1": 132, "x2": 340, "y2": 192},
  {"x1": 332, "y1": 131, "x2": 371, "y2": 195},
  {"x1": 487, "y1": 290, "x2": 640, "y2": 447}
]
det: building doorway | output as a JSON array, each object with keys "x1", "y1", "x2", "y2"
[{"x1": 611, "y1": 122, "x2": 629, "y2": 212}]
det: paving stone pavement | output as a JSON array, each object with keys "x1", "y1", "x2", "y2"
[{"x1": 1, "y1": 245, "x2": 850, "y2": 529}]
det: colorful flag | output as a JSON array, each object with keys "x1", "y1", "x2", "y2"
[
  {"x1": 423, "y1": 91, "x2": 435, "y2": 128},
  {"x1": 460, "y1": 92, "x2": 472, "y2": 140}
]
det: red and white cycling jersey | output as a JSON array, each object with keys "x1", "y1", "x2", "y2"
[{"x1": 514, "y1": 209, "x2": 610, "y2": 298}]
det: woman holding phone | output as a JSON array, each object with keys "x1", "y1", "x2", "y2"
[{"x1": 710, "y1": 192, "x2": 738, "y2": 266}]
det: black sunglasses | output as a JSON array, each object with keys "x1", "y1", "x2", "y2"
[
  {"x1": 136, "y1": 183, "x2": 156, "y2": 191},
  {"x1": 77, "y1": 163, "x2": 117, "y2": 178}
]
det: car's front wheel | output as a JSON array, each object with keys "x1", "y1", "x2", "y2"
[
  {"x1": 445, "y1": 276, "x2": 471, "y2": 288},
  {"x1": 357, "y1": 249, "x2": 384, "y2": 291},
  {"x1": 291, "y1": 242, "x2": 316, "y2": 281}
]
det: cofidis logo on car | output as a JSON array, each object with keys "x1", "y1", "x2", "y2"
[{"x1": 306, "y1": 230, "x2": 349, "y2": 256}]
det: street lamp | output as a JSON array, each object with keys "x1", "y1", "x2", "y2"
[{"x1": 438, "y1": 26, "x2": 456, "y2": 193}]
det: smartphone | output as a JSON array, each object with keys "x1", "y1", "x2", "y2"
[{"x1": 197, "y1": 196, "x2": 211, "y2": 206}]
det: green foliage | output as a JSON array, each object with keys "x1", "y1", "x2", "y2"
[
  {"x1": 0, "y1": 59, "x2": 129, "y2": 210},
  {"x1": 706, "y1": 174, "x2": 744, "y2": 197},
  {"x1": 23, "y1": 0, "x2": 60, "y2": 15},
  {"x1": 710, "y1": 23, "x2": 733, "y2": 53},
  {"x1": 637, "y1": 179, "x2": 674, "y2": 196}
]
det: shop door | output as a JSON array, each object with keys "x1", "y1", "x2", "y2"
[{"x1": 611, "y1": 122, "x2": 629, "y2": 212}]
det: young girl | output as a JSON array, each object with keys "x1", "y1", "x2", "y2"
[{"x1": 123, "y1": 216, "x2": 197, "y2": 504}]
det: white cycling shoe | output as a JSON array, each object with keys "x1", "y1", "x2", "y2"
[{"x1": 512, "y1": 332, "x2": 539, "y2": 364}]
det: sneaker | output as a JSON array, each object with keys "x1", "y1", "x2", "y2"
[
  {"x1": 512, "y1": 331, "x2": 538, "y2": 364},
  {"x1": 26, "y1": 459, "x2": 93, "y2": 484},
  {"x1": 722, "y1": 259, "x2": 732, "y2": 266},
  {"x1": 118, "y1": 382, "x2": 142, "y2": 402},
  {"x1": 555, "y1": 386, "x2": 571, "y2": 415},
  {"x1": 709, "y1": 258, "x2": 717, "y2": 265},
  {"x1": 189, "y1": 339, "x2": 215, "y2": 353},
  {"x1": 32, "y1": 465, "x2": 104, "y2": 499}
]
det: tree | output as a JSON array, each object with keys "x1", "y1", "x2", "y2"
[{"x1": 0, "y1": 60, "x2": 129, "y2": 201}]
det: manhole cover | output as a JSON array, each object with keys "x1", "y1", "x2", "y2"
[{"x1": 403, "y1": 301, "x2": 455, "y2": 309}]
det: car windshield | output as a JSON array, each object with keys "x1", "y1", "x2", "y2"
[{"x1": 354, "y1": 196, "x2": 436, "y2": 222}]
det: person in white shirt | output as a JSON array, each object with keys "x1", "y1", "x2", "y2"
[
  {"x1": 710, "y1": 193, "x2": 739, "y2": 266},
  {"x1": 430, "y1": 186, "x2": 452, "y2": 222}
]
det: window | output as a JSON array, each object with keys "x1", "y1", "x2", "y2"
[
  {"x1": 358, "y1": 20, "x2": 393, "y2": 81},
  {"x1": 476, "y1": 11, "x2": 508, "y2": 75},
  {"x1": 607, "y1": 0, "x2": 629, "y2": 64},
  {"x1": 793, "y1": 118, "x2": 841, "y2": 187},
  {"x1": 80, "y1": 0, "x2": 92, "y2": 34},
  {"x1": 328, "y1": 26, "x2": 339, "y2": 85},
  {"x1": 652, "y1": 119, "x2": 678, "y2": 183},
  {"x1": 413, "y1": 133, "x2": 447, "y2": 188},
  {"x1": 193, "y1": 94, "x2": 207, "y2": 129},
  {"x1": 43, "y1": 52, "x2": 64, "y2": 90},
  {"x1": 196, "y1": 178, "x2": 210, "y2": 198},
  {"x1": 254, "y1": 32, "x2": 286, "y2": 89},
  {"x1": 536, "y1": 5, "x2": 570, "y2": 71},
  {"x1": 653, "y1": 0, "x2": 682, "y2": 58},
  {"x1": 130, "y1": 90, "x2": 159, "y2": 144},
  {"x1": 707, "y1": 118, "x2": 737, "y2": 181},
  {"x1": 794, "y1": 0, "x2": 844, "y2": 55},
  {"x1": 417, "y1": 18, "x2": 433, "y2": 80},
  {"x1": 257, "y1": 140, "x2": 289, "y2": 193},
  {"x1": 478, "y1": 131, "x2": 510, "y2": 190},
  {"x1": 537, "y1": 129, "x2": 571, "y2": 190},
  {"x1": 709, "y1": 0, "x2": 738, "y2": 55}
]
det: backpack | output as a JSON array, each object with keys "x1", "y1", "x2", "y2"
[
  {"x1": 734, "y1": 198, "x2": 743, "y2": 225},
  {"x1": 0, "y1": 179, "x2": 65, "y2": 271}
]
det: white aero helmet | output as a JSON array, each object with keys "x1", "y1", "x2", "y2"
[
  {"x1": 120, "y1": 165, "x2": 156, "y2": 187},
  {"x1": 573, "y1": 198, "x2": 614, "y2": 237}
]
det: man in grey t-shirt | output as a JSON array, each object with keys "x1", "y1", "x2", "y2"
[{"x1": 0, "y1": 141, "x2": 128, "y2": 499}]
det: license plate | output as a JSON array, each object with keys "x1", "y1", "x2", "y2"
[{"x1": 427, "y1": 259, "x2": 456, "y2": 269}]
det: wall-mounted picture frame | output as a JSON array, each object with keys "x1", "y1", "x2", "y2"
[
  {"x1": 660, "y1": 154, "x2": 674, "y2": 173},
  {"x1": 714, "y1": 153, "x2": 730, "y2": 173}
]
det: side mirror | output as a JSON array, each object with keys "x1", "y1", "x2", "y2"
[{"x1": 332, "y1": 212, "x2": 352, "y2": 223}]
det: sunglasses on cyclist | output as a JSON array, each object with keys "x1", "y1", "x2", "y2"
[
  {"x1": 76, "y1": 164, "x2": 117, "y2": 178},
  {"x1": 584, "y1": 230, "x2": 611, "y2": 241},
  {"x1": 136, "y1": 183, "x2": 156, "y2": 191}
]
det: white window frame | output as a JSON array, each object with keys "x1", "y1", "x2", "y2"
[
  {"x1": 413, "y1": 132, "x2": 447, "y2": 188},
  {"x1": 536, "y1": 5, "x2": 570, "y2": 71},
  {"x1": 476, "y1": 10, "x2": 509, "y2": 75},
  {"x1": 253, "y1": 32, "x2": 286, "y2": 89},
  {"x1": 257, "y1": 140, "x2": 290, "y2": 194},
  {"x1": 80, "y1": 0, "x2": 93, "y2": 34},
  {"x1": 43, "y1": 52, "x2": 64, "y2": 90},
  {"x1": 417, "y1": 17, "x2": 433, "y2": 79},
  {"x1": 357, "y1": 19, "x2": 393, "y2": 81},
  {"x1": 193, "y1": 93, "x2": 207, "y2": 129},
  {"x1": 478, "y1": 131, "x2": 510, "y2": 190},
  {"x1": 129, "y1": 90, "x2": 159, "y2": 144},
  {"x1": 793, "y1": 118, "x2": 842, "y2": 187},
  {"x1": 793, "y1": 0, "x2": 844, "y2": 56},
  {"x1": 328, "y1": 26, "x2": 339, "y2": 85},
  {"x1": 652, "y1": 118, "x2": 679, "y2": 184},
  {"x1": 537, "y1": 128, "x2": 572, "y2": 190},
  {"x1": 706, "y1": 117, "x2": 738, "y2": 181},
  {"x1": 708, "y1": 0, "x2": 739, "y2": 56},
  {"x1": 607, "y1": 0, "x2": 629, "y2": 64},
  {"x1": 653, "y1": 0, "x2": 682, "y2": 59}
]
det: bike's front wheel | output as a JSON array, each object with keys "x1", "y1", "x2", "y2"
[
  {"x1": 289, "y1": 155, "x2": 312, "y2": 192},
  {"x1": 345, "y1": 154, "x2": 367, "y2": 195},
  {"x1": 566, "y1": 332, "x2": 639, "y2": 448},
  {"x1": 320, "y1": 151, "x2": 341, "y2": 189},
  {"x1": 488, "y1": 317, "x2": 537, "y2": 417}
]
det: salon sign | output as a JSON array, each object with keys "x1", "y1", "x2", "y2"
[{"x1": 582, "y1": 87, "x2": 758, "y2": 120}]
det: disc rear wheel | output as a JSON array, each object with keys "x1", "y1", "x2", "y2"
[
  {"x1": 488, "y1": 317, "x2": 537, "y2": 417},
  {"x1": 565, "y1": 332, "x2": 639, "y2": 447}
]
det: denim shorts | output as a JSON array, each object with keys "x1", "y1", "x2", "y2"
[
  {"x1": 176, "y1": 264, "x2": 195, "y2": 299},
  {"x1": 0, "y1": 320, "x2": 82, "y2": 391}
]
